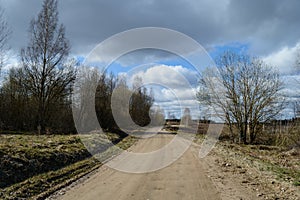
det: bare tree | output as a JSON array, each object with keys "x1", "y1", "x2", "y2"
[
  {"x1": 198, "y1": 52, "x2": 284, "y2": 144},
  {"x1": 0, "y1": 7, "x2": 11, "y2": 72},
  {"x1": 20, "y1": 0, "x2": 76, "y2": 132}
]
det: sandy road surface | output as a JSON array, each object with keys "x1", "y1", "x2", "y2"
[{"x1": 57, "y1": 134, "x2": 221, "y2": 200}]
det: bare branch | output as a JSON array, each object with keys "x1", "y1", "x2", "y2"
[
  {"x1": 20, "y1": 0, "x2": 75, "y2": 132},
  {"x1": 198, "y1": 52, "x2": 284, "y2": 144}
]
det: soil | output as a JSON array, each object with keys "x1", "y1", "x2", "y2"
[{"x1": 47, "y1": 133, "x2": 300, "y2": 200}]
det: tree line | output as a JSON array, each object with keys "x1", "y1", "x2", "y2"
[
  {"x1": 0, "y1": 0, "x2": 155, "y2": 135},
  {"x1": 72, "y1": 67, "x2": 157, "y2": 136}
]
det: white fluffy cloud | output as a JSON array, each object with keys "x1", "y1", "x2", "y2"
[
  {"x1": 262, "y1": 42, "x2": 300, "y2": 74},
  {"x1": 125, "y1": 64, "x2": 200, "y2": 119},
  {"x1": 129, "y1": 64, "x2": 198, "y2": 88}
]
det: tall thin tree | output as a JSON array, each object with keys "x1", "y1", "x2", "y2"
[{"x1": 21, "y1": 0, "x2": 75, "y2": 132}]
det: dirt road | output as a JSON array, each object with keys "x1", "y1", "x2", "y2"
[{"x1": 54, "y1": 134, "x2": 263, "y2": 200}]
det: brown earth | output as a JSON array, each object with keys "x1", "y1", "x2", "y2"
[{"x1": 48, "y1": 134, "x2": 299, "y2": 200}]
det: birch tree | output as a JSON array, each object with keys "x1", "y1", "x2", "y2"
[{"x1": 21, "y1": 0, "x2": 76, "y2": 132}]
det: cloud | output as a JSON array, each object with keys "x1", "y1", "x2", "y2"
[
  {"x1": 116, "y1": 49, "x2": 178, "y2": 67},
  {"x1": 262, "y1": 43, "x2": 300, "y2": 74},
  {"x1": 123, "y1": 64, "x2": 200, "y2": 118},
  {"x1": 1, "y1": 0, "x2": 300, "y2": 59},
  {"x1": 128, "y1": 64, "x2": 199, "y2": 89},
  {"x1": 281, "y1": 74, "x2": 300, "y2": 98},
  {"x1": 1, "y1": 51, "x2": 19, "y2": 71}
]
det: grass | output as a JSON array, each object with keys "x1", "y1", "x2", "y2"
[
  {"x1": 0, "y1": 134, "x2": 90, "y2": 188},
  {"x1": 194, "y1": 132, "x2": 300, "y2": 188},
  {"x1": 236, "y1": 144, "x2": 300, "y2": 186},
  {"x1": 0, "y1": 133, "x2": 137, "y2": 200},
  {"x1": 294, "y1": 180, "x2": 300, "y2": 186},
  {"x1": 220, "y1": 139, "x2": 300, "y2": 187},
  {"x1": 264, "y1": 162, "x2": 300, "y2": 186},
  {"x1": 1, "y1": 158, "x2": 100, "y2": 200}
]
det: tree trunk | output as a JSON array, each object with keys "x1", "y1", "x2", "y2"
[{"x1": 239, "y1": 123, "x2": 247, "y2": 144}]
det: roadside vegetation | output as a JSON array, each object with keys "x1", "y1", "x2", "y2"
[
  {"x1": 194, "y1": 122, "x2": 300, "y2": 197},
  {"x1": 0, "y1": 133, "x2": 137, "y2": 199}
]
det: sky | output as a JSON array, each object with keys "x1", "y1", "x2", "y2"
[{"x1": 1, "y1": 0, "x2": 300, "y2": 120}]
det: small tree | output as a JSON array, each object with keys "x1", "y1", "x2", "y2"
[
  {"x1": 21, "y1": 0, "x2": 75, "y2": 132},
  {"x1": 198, "y1": 52, "x2": 284, "y2": 144}
]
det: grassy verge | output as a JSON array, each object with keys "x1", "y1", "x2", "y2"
[
  {"x1": 265, "y1": 163, "x2": 300, "y2": 186},
  {"x1": 195, "y1": 132, "x2": 300, "y2": 186},
  {"x1": 0, "y1": 134, "x2": 137, "y2": 200},
  {"x1": 225, "y1": 143, "x2": 300, "y2": 186}
]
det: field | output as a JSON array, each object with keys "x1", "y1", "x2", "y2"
[{"x1": 0, "y1": 133, "x2": 137, "y2": 200}]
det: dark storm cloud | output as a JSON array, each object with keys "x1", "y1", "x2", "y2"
[
  {"x1": 1, "y1": 0, "x2": 300, "y2": 57},
  {"x1": 225, "y1": 0, "x2": 300, "y2": 55},
  {"x1": 58, "y1": 0, "x2": 226, "y2": 55}
]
